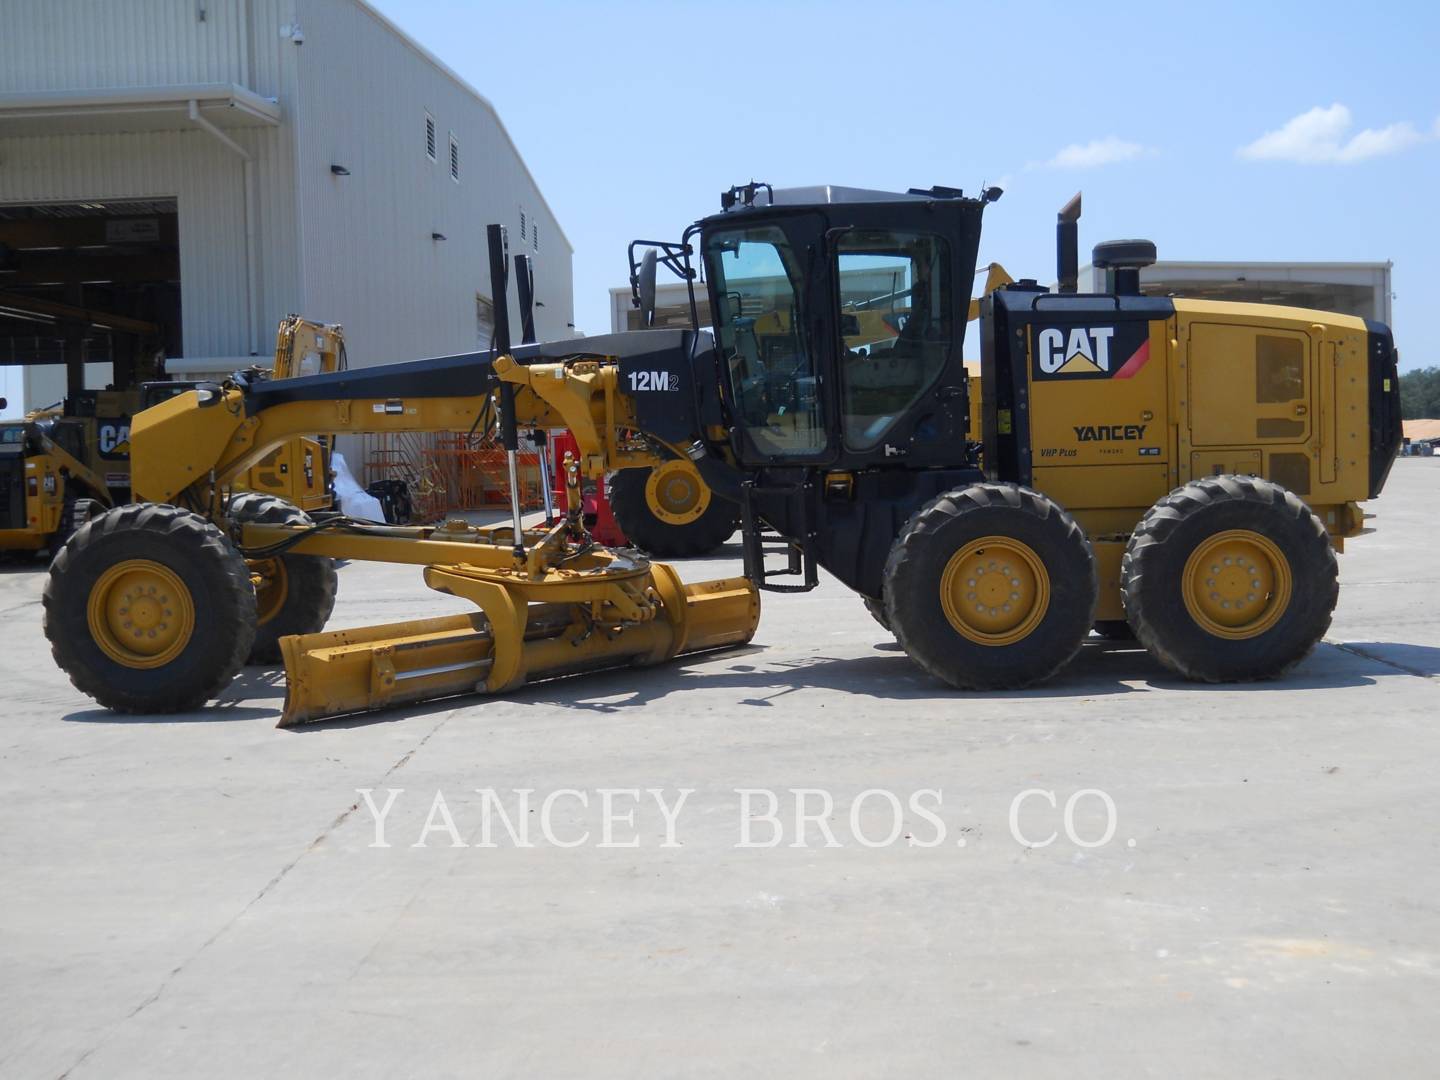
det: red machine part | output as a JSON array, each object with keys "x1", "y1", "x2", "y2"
[{"x1": 549, "y1": 430, "x2": 627, "y2": 546}]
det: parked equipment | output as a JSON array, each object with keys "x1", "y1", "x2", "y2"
[
  {"x1": 0, "y1": 389, "x2": 135, "y2": 553},
  {"x1": 2, "y1": 317, "x2": 338, "y2": 557},
  {"x1": 43, "y1": 187, "x2": 1401, "y2": 725}
]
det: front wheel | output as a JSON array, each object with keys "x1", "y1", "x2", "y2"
[
  {"x1": 228, "y1": 493, "x2": 339, "y2": 663},
  {"x1": 43, "y1": 504, "x2": 257, "y2": 712},
  {"x1": 883, "y1": 483, "x2": 1096, "y2": 690}
]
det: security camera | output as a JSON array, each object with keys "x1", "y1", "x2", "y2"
[{"x1": 291, "y1": 25, "x2": 304, "y2": 44}]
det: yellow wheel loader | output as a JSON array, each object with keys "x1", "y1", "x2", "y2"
[
  {"x1": 42, "y1": 188, "x2": 1401, "y2": 725},
  {"x1": 0, "y1": 400, "x2": 121, "y2": 554}
]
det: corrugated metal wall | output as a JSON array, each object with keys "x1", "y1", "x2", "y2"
[
  {"x1": 292, "y1": 0, "x2": 575, "y2": 368},
  {"x1": 0, "y1": 0, "x2": 303, "y2": 364},
  {"x1": 1, "y1": 0, "x2": 574, "y2": 372},
  {"x1": 0, "y1": 0, "x2": 251, "y2": 92},
  {"x1": 0, "y1": 131, "x2": 251, "y2": 358}
]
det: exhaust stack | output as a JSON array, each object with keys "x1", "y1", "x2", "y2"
[{"x1": 1056, "y1": 192, "x2": 1081, "y2": 294}]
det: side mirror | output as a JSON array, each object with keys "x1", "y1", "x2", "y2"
[{"x1": 638, "y1": 249, "x2": 658, "y2": 328}]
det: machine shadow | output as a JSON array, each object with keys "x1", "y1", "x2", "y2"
[
  {"x1": 61, "y1": 635, "x2": 1384, "y2": 731},
  {"x1": 0, "y1": 557, "x2": 48, "y2": 575},
  {"x1": 62, "y1": 703, "x2": 277, "y2": 724},
  {"x1": 284, "y1": 633, "x2": 1384, "y2": 730}
]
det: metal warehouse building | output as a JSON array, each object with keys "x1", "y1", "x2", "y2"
[
  {"x1": 611, "y1": 260, "x2": 1393, "y2": 334},
  {"x1": 0, "y1": 0, "x2": 573, "y2": 414}
]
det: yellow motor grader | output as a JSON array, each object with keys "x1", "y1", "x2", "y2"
[{"x1": 42, "y1": 189, "x2": 1401, "y2": 726}]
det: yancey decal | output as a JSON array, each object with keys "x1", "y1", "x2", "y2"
[{"x1": 1032, "y1": 322, "x2": 1151, "y2": 381}]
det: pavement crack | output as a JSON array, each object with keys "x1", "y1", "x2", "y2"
[
  {"x1": 1326, "y1": 640, "x2": 1439, "y2": 681},
  {"x1": 54, "y1": 706, "x2": 459, "y2": 1078}
]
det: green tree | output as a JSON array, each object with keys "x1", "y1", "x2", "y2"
[{"x1": 1400, "y1": 367, "x2": 1440, "y2": 419}]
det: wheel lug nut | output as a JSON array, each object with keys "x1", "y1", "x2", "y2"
[
  {"x1": 967, "y1": 592, "x2": 976, "y2": 601},
  {"x1": 1010, "y1": 591, "x2": 1020, "y2": 600}
]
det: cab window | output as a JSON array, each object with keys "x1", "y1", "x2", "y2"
[
  {"x1": 705, "y1": 225, "x2": 826, "y2": 459},
  {"x1": 836, "y1": 230, "x2": 952, "y2": 450}
]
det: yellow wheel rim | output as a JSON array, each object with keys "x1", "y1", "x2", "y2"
[
  {"x1": 86, "y1": 559, "x2": 196, "y2": 669},
  {"x1": 645, "y1": 460, "x2": 710, "y2": 525},
  {"x1": 251, "y1": 558, "x2": 289, "y2": 626},
  {"x1": 940, "y1": 536, "x2": 1050, "y2": 646},
  {"x1": 1182, "y1": 529, "x2": 1291, "y2": 640}
]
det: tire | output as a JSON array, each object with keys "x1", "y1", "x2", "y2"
[
  {"x1": 610, "y1": 466, "x2": 739, "y2": 557},
  {"x1": 863, "y1": 594, "x2": 891, "y2": 632},
  {"x1": 51, "y1": 494, "x2": 99, "y2": 554},
  {"x1": 228, "y1": 493, "x2": 339, "y2": 663},
  {"x1": 1092, "y1": 619, "x2": 1134, "y2": 641},
  {"x1": 1121, "y1": 475, "x2": 1337, "y2": 682},
  {"x1": 883, "y1": 482, "x2": 1096, "y2": 690},
  {"x1": 42, "y1": 503, "x2": 257, "y2": 713}
]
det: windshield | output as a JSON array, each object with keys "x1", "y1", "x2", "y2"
[
  {"x1": 0, "y1": 425, "x2": 28, "y2": 445},
  {"x1": 705, "y1": 224, "x2": 826, "y2": 459}
]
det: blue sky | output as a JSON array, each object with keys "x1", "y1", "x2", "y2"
[{"x1": 374, "y1": 0, "x2": 1437, "y2": 369}]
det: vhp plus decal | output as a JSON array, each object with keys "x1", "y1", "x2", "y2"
[{"x1": 1032, "y1": 321, "x2": 1151, "y2": 381}]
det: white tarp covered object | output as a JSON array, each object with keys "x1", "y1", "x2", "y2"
[{"x1": 331, "y1": 450, "x2": 386, "y2": 521}]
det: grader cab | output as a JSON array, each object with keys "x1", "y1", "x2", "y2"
[{"x1": 42, "y1": 186, "x2": 1402, "y2": 725}]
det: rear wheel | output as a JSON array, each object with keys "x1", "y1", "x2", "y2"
[
  {"x1": 884, "y1": 483, "x2": 1096, "y2": 690},
  {"x1": 43, "y1": 504, "x2": 256, "y2": 712},
  {"x1": 51, "y1": 494, "x2": 99, "y2": 554},
  {"x1": 610, "y1": 463, "x2": 739, "y2": 557},
  {"x1": 1121, "y1": 475, "x2": 1336, "y2": 681},
  {"x1": 228, "y1": 493, "x2": 339, "y2": 663}
]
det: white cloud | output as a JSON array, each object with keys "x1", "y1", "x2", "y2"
[
  {"x1": 1040, "y1": 136, "x2": 1149, "y2": 170},
  {"x1": 1238, "y1": 104, "x2": 1429, "y2": 164}
]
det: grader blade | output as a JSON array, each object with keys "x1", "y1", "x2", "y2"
[{"x1": 278, "y1": 570, "x2": 759, "y2": 727}]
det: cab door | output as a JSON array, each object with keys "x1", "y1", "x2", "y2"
[{"x1": 704, "y1": 213, "x2": 834, "y2": 466}]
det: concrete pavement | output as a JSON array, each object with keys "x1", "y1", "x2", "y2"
[{"x1": 1, "y1": 459, "x2": 1437, "y2": 1078}]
